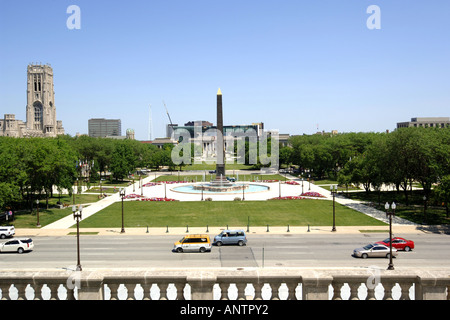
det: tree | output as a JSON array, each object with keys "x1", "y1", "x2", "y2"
[
  {"x1": 110, "y1": 141, "x2": 137, "y2": 181},
  {"x1": 434, "y1": 175, "x2": 450, "y2": 218}
]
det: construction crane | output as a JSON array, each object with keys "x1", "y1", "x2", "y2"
[{"x1": 163, "y1": 100, "x2": 175, "y2": 137}]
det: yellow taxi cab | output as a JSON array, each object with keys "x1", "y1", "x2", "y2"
[{"x1": 173, "y1": 234, "x2": 211, "y2": 253}]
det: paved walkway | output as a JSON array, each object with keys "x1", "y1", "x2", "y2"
[{"x1": 35, "y1": 171, "x2": 418, "y2": 236}]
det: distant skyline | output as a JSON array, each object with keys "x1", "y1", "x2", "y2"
[{"x1": 1, "y1": 1, "x2": 449, "y2": 140}]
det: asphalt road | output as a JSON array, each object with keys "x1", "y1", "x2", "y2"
[{"x1": 1, "y1": 233, "x2": 449, "y2": 270}]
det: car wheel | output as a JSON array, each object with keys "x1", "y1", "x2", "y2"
[
  {"x1": 0, "y1": 234, "x2": 5, "y2": 239},
  {"x1": 362, "y1": 253, "x2": 368, "y2": 259},
  {"x1": 17, "y1": 247, "x2": 24, "y2": 254},
  {"x1": 216, "y1": 241, "x2": 223, "y2": 247},
  {"x1": 237, "y1": 240, "x2": 244, "y2": 246},
  {"x1": 176, "y1": 247, "x2": 183, "y2": 253},
  {"x1": 386, "y1": 253, "x2": 391, "y2": 259},
  {"x1": 199, "y1": 247, "x2": 206, "y2": 253},
  {"x1": 404, "y1": 246, "x2": 411, "y2": 252}
]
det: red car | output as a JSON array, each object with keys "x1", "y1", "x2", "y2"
[{"x1": 376, "y1": 237, "x2": 414, "y2": 251}]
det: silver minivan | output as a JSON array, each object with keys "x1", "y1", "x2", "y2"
[{"x1": 213, "y1": 230, "x2": 247, "y2": 246}]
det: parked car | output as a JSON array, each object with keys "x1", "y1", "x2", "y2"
[
  {"x1": 376, "y1": 237, "x2": 415, "y2": 251},
  {"x1": 353, "y1": 243, "x2": 398, "y2": 259},
  {"x1": 0, "y1": 226, "x2": 15, "y2": 239},
  {"x1": 0, "y1": 238, "x2": 34, "y2": 254},
  {"x1": 173, "y1": 234, "x2": 211, "y2": 253},
  {"x1": 213, "y1": 230, "x2": 247, "y2": 246}
]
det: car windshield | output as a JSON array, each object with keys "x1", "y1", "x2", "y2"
[
  {"x1": 21, "y1": 239, "x2": 33, "y2": 243},
  {"x1": 382, "y1": 238, "x2": 391, "y2": 243},
  {"x1": 179, "y1": 237, "x2": 185, "y2": 243},
  {"x1": 363, "y1": 244, "x2": 374, "y2": 250}
]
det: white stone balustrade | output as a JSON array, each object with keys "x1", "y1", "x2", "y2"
[{"x1": 0, "y1": 269, "x2": 448, "y2": 300}]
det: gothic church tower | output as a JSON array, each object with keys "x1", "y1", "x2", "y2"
[{"x1": 26, "y1": 64, "x2": 59, "y2": 136}]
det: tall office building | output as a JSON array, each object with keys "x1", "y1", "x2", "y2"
[{"x1": 88, "y1": 118, "x2": 122, "y2": 137}]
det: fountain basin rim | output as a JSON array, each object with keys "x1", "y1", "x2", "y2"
[{"x1": 170, "y1": 182, "x2": 271, "y2": 194}]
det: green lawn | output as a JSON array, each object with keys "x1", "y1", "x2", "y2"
[
  {"x1": 78, "y1": 200, "x2": 386, "y2": 228},
  {"x1": 2, "y1": 207, "x2": 73, "y2": 228},
  {"x1": 344, "y1": 190, "x2": 449, "y2": 225}
]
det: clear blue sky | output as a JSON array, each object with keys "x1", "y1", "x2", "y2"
[{"x1": 1, "y1": 0, "x2": 449, "y2": 140}]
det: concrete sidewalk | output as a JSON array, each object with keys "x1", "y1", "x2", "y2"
[{"x1": 15, "y1": 225, "x2": 423, "y2": 237}]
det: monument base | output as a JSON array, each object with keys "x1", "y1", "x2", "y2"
[{"x1": 193, "y1": 177, "x2": 248, "y2": 192}]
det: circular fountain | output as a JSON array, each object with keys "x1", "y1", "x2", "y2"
[
  {"x1": 171, "y1": 175, "x2": 270, "y2": 194},
  {"x1": 172, "y1": 182, "x2": 269, "y2": 194}
]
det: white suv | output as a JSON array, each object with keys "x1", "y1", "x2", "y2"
[
  {"x1": 0, "y1": 226, "x2": 15, "y2": 239},
  {"x1": 0, "y1": 238, "x2": 34, "y2": 253}
]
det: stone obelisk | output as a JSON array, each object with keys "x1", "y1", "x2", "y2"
[{"x1": 216, "y1": 88, "x2": 226, "y2": 178}]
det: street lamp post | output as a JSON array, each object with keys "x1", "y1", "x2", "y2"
[
  {"x1": 423, "y1": 195, "x2": 427, "y2": 224},
  {"x1": 308, "y1": 174, "x2": 311, "y2": 191},
  {"x1": 72, "y1": 204, "x2": 83, "y2": 271},
  {"x1": 120, "y1": 188, "x2": 126, "y2": 233},
  {"x1": 384, "y1": 201, "x2": 396, "y2": 270},
  {"x1": 301, "y1": 178, "x2": 304, "y2": 194},
  {"x1": 331, "y1": 185, "x2": 337, "y2": 232},
  {"x1": 36, "y1": 199, "x2": 40, "y2": 227}
]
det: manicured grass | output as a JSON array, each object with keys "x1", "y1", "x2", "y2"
[
  {"x1": 0, "y1": 194, "x2": 101, "y2": 228},
  {"x1": 2, "y1": 207, "x2": 73, "y2": 228},
  {"x1": 344, "y1": 190, "x2": 449, "y2": 225},
  {"x1": 78, "y1": 200, "x2": 387, "y2": 228}
]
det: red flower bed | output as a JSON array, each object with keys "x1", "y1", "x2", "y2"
[
  {"x1": 300, "y1": 191, "x2": 325, "y2": 198},
  {"x1": 123, "y1": 193, "x2": 145, "y2": 199},
  {"x1": 138, "y1": 197, "x2": 178, "y2": 201},
  {"x1": 268, "y1": 196, "x2": 307, "y2": 200},
  {"x1": 142, "y1": 182, "x2": 161, "y2": 187}
]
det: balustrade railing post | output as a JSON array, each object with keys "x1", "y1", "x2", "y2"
[
  {"x1": 302, "y1": 273, "x2": 333, "y2": 300},
  {"x1": 31, "y1": 283, "x2": 43, "y2": 300},
  {"x1": 158, "y1": 282, "x2": 169, "y2": 300},
  {"x1": 398, "y1": 281, "x2": 411, "y2": 300},
  {"x1": 66, "y1": 286, "x2": 76, "y2": 300},
  {"x1": 331, "y1": 281, "x2": 343, "y2": 300},
  {"x1": 236, "y1": 282, "x2": 247, "y2": 300},
  {"x1": 141, "y1": 283, "x2": 152, "y2": 300},
  {"x1": 253, "y1": 282, "x2": 263, "y2": 300},
  {"x1": 416, "y1": 275, "x2": 449, "y2": 300},
  {"x1": 0, "y1": 284, "x2": 11, "y2": 300},
  {"x1": 124, "y1": 283, "x2": 136, "y2": 300},
  {"x1": 286, "y1": 281, "x2": 299, "y2": 300},
  {"x1": 187, "y1": 274, "x2": 216, "y2": 300},
  {"x1": 175, "y1": 282, "x2": 186, "y2": 300},
  {"x1": 382, "y1": 282, "x2": 394, "y2": 300},
  {"x1": 108, "y1": 283, "x2": 120, "y2": 300},
  {"x1": 15, "y1": 283, "x2": 28, "y2": 300},
  {"x1": 269, "y1": 282, "x2": 282, "y2": 300},
  {"x1": 219, "y1": 282, "x2": 229, "y2": 300}
]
